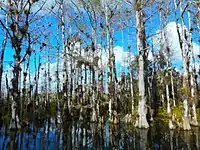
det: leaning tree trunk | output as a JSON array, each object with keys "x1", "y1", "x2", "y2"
[{"x1": 134, "y1": 0, "x2": 149, "y2": 128}]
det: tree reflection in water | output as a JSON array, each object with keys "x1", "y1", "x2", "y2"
[{"x1": 0, "y1": 120, "x2": 199, "y2": 149}]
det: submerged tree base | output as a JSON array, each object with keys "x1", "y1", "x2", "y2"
[
  {"x1": 190, "y1": 118, "x2": 198, "y2": 127},
  {"x1": 169, "y1": 120, "x2": 175, "y2": 130},
  {"x1": 135, "y1": 99, "x2": 149, "y2": 129},
  {"x1": 181, "y1": 117, "x2": 191, "y2": 130},
  {"x1": 135, "y1": 115, "x2": 149, "y2": 129},
  {"x1": 9, "y1": 119, "x2": 21, "y2": 130}
]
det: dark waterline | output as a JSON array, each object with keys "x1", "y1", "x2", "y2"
[{"x1": 0, "y1": 119, "x2": 200, "y2": 150}]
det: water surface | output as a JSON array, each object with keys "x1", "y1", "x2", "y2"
[{"x1": 0, "y1": 119, "x2": 199, "y2": 150}]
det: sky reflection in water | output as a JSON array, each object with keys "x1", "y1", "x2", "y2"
[{"x1": 0, "y1": 120, "x2": 200, "y2": 150}]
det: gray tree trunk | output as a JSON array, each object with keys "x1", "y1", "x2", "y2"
[
  {"x1": 187, "y1": 6, "x2": 198, "y2": 126},
  {"x1": 104, "y1": 0, "x2": 113, "y2": 122},
  {"x1": 134, "y1": 0, "x2": 149, "y2": 128},
  {"x1": 174, "y1": 0, "x2": 191, "y2": 130},
  {"x1": 0, "y1": 14, "x2": 8, "y2": 101},
  {"x1": 91, "y1": 28, "x2": 97, "y2": 122}
]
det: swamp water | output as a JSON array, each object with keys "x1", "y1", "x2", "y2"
[{"x1": 0, "y1": 119, "x2": 200, "y2": 150}]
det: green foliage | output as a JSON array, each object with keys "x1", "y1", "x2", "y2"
[
  {"x1": 156, "y1": 104, "x2": 183, "y2": 127},
  {"x1": 163, "y1": 76, "x2": 171, "y2": 85},
  {"x1": 135, "y1": 94, "x2": 141, "y2": 104},
  {"x1": 23, "y1": 111, "x2": 33, "y2": 121},
  {"x1": 132, "y1": 106, "x2": 138, "y2": 120},
  {"x1": 72, "y1": 95, "x2": 77, "y2": 105},
  {"x1": 171, "y1": 106, "x2": 182, "y2": 121},
  {"x1": 178, "y1": 87, "x2": 190, "y2": 97},
  {"x1": 156, "y1": 107, "x2": 169, "y2": 124},
  {"x1": 111, "y1": 147, "x2": 118, "y2": 150},
  {"x1": 90, "y1": 0, "x2": 101, "y2": 9},
  {"x1": 196, "y1": 108, "x2": 200, "y2": 120},
  {"x1": 2, "y1": 113, "x2": 10, "y2": 124},
  {"x1": 134, "y1": 0, "x2": 142, "y2": 11},
  {"x1": 196, "y1": 1, "x2": 200, "y2": 7},
  {"x1": 50, "y1": 100, "x2": 57, "y2": 117}
]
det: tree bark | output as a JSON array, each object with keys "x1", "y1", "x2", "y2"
[
  {"x1": 174, "y1": 0, "x2": 191, "y2": 130},
  {"x1": 104, "y1": 0, "x2": 113, "y2": 122},
  {"x1": 56, "y1": 44, "x2": 61, "y2": 124},
  {"x1": 187, "y1": 5, "x2": 198, "y2": 126},
  {"x1": 134, "y1": 0, "x2": 149, "y2": 128},
  {"x1": 0, "y1": 14, "x2": 8, "y2": 101},
  {"x1": 91, "y1": 28, "x2": 97, "y2": 122}
]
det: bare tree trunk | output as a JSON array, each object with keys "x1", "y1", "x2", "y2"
[
  {"x1": 28, "y1": 63, "x2": 31, "y2": 104},
  {"x1": 5, "y1": 0, "x2": 33, "y2": 129},
  {"x1": 91, "y1": 28, "x2": 97, "y2": 122},
  {"x1": 10, "y1": 99, "x2": 21, "y2": 129},
  {"x1": 104, "y1": 0, "x2": 113, "y2": 122},
  {"x1": 60, "y1": 0, "x2": 72, "y2": 120},
  {"x1": 161, "y1": 8, "x2": 175, "y2": 129},
  {"x1": 166, "y1": 66, "x2": 174, "y2": 129},
  {"x1": 69, "y1": 55, "x2": 73, "y2": 117},
  {"x1": 96, "y1": 68, "x2": 100, "y2": 121},
  {"x1": 10, "y1": 47, "x2": 22, "y2": 130},
  {"x1": 166, "y1": 76, "x2": 171, "y2": 117},
  {"x1": 34, "y1": 50, "x2": 41, "y2": 108},
  {"x1": 187, "y1": 6, "x2": 198, "y2": 126},
  {"x1": 134, "y1": 0, "x2": 149, "y2": 128},
  {"x1": 83, "y1": 64, "x2": 87, "y2": 104},
  {"x1": 47, "y1": 48, "x2": 51, "y2": 115},
  {"x1": 22, "y1": 55, "x2": 30, "y2": 119},
  {"x1": 44, "y1": 53, "x2": 47, "y2": 107},
  {"x1": 174, "y1": 0, "x2": 191, "y2": 130},
  {"x1": 5, "y1": 74, "x2": 10, "y2": 103},
  {"x1": 160, "y1": 77, "x2": 165, "y2": 106},
  {"x1": 0, "y1": 14, "x2": 8, "y2": 101},
  {"x1": 56, "y1": 44, "x2": 61, "y2": 124},
  {"x1": 170, "y1": 70, "x2": 175, "y2": 107},
  {"x1": 111, "y1": 29, "x2": 118, "y2": 124},
  {"x1": 169, "y1": 130, "x2": 174, "y2": 150},
  {"x1": 130, "y1": 70, "x2": 134, "y2": 116}
]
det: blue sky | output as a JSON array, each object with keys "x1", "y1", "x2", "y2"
[{"x1": 0, "y1": 0, "x2": 200, "y2": 91}]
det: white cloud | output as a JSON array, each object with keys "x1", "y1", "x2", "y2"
[
  {"x1": 95, "y1": 45, "x2": 135, "y2": 69},
  {"x1": 148, "y1": 50, "x2": 153, "y2": 61},
  {"x1": 31, "y1": 0, "x2": 58, "y2": 15},
  {"x1": 36, "y1": 45, "x2": 135, "y2": 92},
  {"x1": 114, "y1": 46, "x2": 135, "y2": 66},
  {"x1": 1, "y1": 45, "x2": 134, "y2": 91},
  {"x1": 0, "y1": 0, "x2": 59, "y2": 16},
  {"x1": 153, "y1": 21, "x2": 200, "y2": 63},
  {"x1": 113, "y1": 46, "x2": 124, "y2": 63}
]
